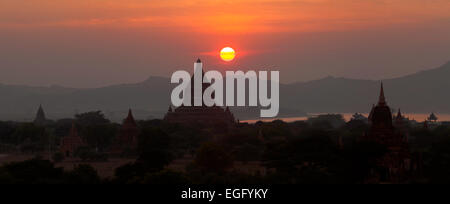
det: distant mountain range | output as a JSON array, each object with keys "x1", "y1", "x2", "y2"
[
  {"x1": 1, "y1": 61, "x2": 449, "y2": 122},
  {"x1": 281, "y1": 61, "x2": 450, "y2": 114}
]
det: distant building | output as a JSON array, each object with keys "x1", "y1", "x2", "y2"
[
  {"x1": 394, "y1": 109, "x2": 410, "y2": 141},
  {"x1": 307, "y1": 114, "x2": 346, "y2": 128},
  {"x1": 418, "y1": 113, "x2": 440, "y2": 129},
  {"x1": 364, "y1": 83, "x2": 420, "y2": 183},
  {"x1": 33, "y1": 105, "x2": 51, "y2": 126},
  {"x1": 350, "y1": 113, "x2": 368, "y2": 123},
  {"x1": 164, "y1": 59, "x2": 236, "y2": 132},
  {"x1": 60, "y1": 122, "x2": 85, "y2": 157},
  {"x1": 427, "y1": 112, "x2": 438, "y2": 122},
  {"x1": 109, "y1": 109, "x2": 139, "y2": 156}
]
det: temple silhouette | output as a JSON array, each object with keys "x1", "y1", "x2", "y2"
[
  {"x1": 164, "y1": 59, "x2": 236, "y2": 132},
  {"x1": 109, "y1": 109, "x2": 139, "y2": 156},
  {"x1": 33, "y1": 105, "x2": 51, "y2": 126},
  {"x1": 60, "y1": 122, "x2": 85, "y2": 157},
  {"x1": 364, "y1": 83, "x2": 421, "y2": 183}
]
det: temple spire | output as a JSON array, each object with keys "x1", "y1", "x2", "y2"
[
  {"x1": 378, "y1": 82, "x2": 387, "y2": 106},
  {"x1": 37, "y1": 104, "x2": 45, "y2": 118},
  {"x1": 395, "y1": 108, "x2": 404, "y2": 122},
  {"x1": 127, "y1": 109, "x2": 133, "y2": 118},
  {"x1": 60, "y1": 121, "x2": 84, "y2": 157},
  {"x1": 397, "y1": 109, "x2": 402, "y2": 118},
  {"x1": 34, "y1": 104, "x2": 47, "y2": 125},
  {"x1": 124, "y1": 109, "x2": 137, "y2": 126}
]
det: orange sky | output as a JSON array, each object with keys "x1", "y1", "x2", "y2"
[
  {"x1": 1, "y1": 0, "x2": 450, "y2": 87},
  {"x1": 2, "y1": 0, "x2": 449, "y2": 33}
]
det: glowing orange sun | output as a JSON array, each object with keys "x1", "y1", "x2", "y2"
[{"x1": 220, "y1": 47, "x2": 236, "y2": 62}]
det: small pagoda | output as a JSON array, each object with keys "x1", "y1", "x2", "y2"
[
  {"x1": 34, "y1": 105, "x2": 52, "y2": 126},
  {"x1": 109, "y1": 109, "x2": 139, "y2": 156},
  {"x1": 60, "y1": 122, "x2": 85, "y2": 157}
]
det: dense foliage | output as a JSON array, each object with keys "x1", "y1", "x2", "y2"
[{"x1": 0, "y1": 112, "x2": 450, "y2": 184}]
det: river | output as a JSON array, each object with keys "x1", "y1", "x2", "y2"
[{"x1": 241, "y1": 113, "x2": 450, "y2": 124}]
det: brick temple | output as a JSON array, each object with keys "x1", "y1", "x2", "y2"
[
  {"x1": 364, "y1": 83, "x2": 420, "y2": 183},
  {"x1": 60, "y1": 122, "x2": 85, "y2": 157},
  {"x1": 109, "y1": 109, "x2": 139, "y2": 156}
]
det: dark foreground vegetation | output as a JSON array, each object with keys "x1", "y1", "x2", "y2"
[{"x1": 1, "y1": 112, "x2": 450, "y2": 184}]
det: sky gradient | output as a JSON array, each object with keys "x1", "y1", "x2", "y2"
[{"x1": 1, "y1": 0, "x2": 450, "y2": 87}]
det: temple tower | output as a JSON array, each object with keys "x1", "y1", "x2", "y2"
[
  {"x1": 109, "y1": 109, "x2": 139, "y2": 156},
  {"x1": 34, "y1": 105, "x2": 50, "y2": 126},
  {"x1": 164, "y1": 59, "x2": 236, "y2": 133},
  {"x1": 118, "y1": 109, "x2": 139, "y2": 147},
  {"x1": 60, "y1": 122, "x2": 85, "y2": 157},
  {"x1": 364, "y1": 83, "x2": 414, "y2": 183}
]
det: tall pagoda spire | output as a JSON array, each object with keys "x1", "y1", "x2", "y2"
[
  {"x1": 124, "y1": 109, "x2": 137, "y2": 126},
  {"x1": 378, "y1": 82, "x2": 387, "y2": 106},
  {"x1": 396, "y1": 109, "x2": 403, "y2": 119},
  {"x1": 34, "y1": 104, "x2": 47, "y2": 125},
  {"x1": 127, "y1": 109, "x2": 133, "y2": 118}
]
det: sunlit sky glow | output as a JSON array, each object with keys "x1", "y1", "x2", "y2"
[{"x1": 1, "y1": 0, "x2": 450, "y2": 87}]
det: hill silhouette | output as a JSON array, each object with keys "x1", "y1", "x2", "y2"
[
  {"x1": 1, "y1": 62, "x2": 449, "y2": 121},
  {"x1": 281, "y1": 61, "x2": 450, "y2": 114}
]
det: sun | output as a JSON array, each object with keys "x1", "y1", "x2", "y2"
[{"x1": 220, "y1": 47, "x2": 236, "y2": 62}]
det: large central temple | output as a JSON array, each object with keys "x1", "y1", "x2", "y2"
[
  {"x1": 364, "y1": 83, "x2": 420, "y2": 183},
  {"x1": 164, "y1": 59, "x2": 236, "y2": 132}
]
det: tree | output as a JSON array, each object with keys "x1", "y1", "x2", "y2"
[
  {"x1": 428, "y1": 113, "x2": 438, "y2": 122},
  {"x1": 52, "y1": 119, "x2": 75, "y2": 139},
  {"x1": 11, "y1": 123, "x2": 45, "y2": 145},
  {"x1": 0, "y1": 167, "x2": 14, "y2": 184},
  {"x1": 308, "y1": 114, "x2": 346, "y2": 129},
  {"x1": 74, "y1": 146, "x2": 108, "y2": 162},
  {"x1": 75, "y1": 111, "x2": 117, "y2": 151},
  {"x1": 137, "y1": 127, "x2": 173, "y2": 171},
  {"x1": 82, "y1": 124, "x2": 117, "y2": 151},
  {"x1": 263, "y1": 132, "x2": 340, "y2": 174},
  {"x1": 52, "y1": 152, "x2": 65, "y2": 163},
  {"x1": 232, "y1": 143, "x2": 263, "y2": 163},
  {"x1": 113, "y1": 127, "x2": 173, "y2": 183},
  {"x1": 262, "y1": 141, "x2": 294, "y2": 172},
  {"x1": 75, "y1": 111, "x2": 110, "y2": 126},
  {"x1": 195, "y1": 142, "x2": 234, "y2": 173},
  {"x1": 1, "y1": 159, "x2": 65, "y2": 184},
  {"x1": 141, "y1": 170, "x2": 190, "y2": 184},
  {"x1": 65, "y1": 165, "x2": 101, "y2": 184},
  {"x1": 11, "y1": 123, "x2": 50, "y2": 152},
  {"x1": 342, "y1": 141, "x2": 388, "y2": 183},
  {"x1": 426, "y1": 138, "x2": 450, "y2": 183},
  {"x1": 0, "y1": 121, "x2": 16, "y2": 144},
  {"x1": 262, "y1": 130, "x2": 364, "y2": 183}
]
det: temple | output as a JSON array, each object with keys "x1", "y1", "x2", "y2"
[
  {"x1": 364, "y1": 83, "x2": 419, "y2": 183},
  {"x1": 164, "y1": 59, "x2": 236, "y2": 132},
  {"x1": 109, "y1": 109, "x2": 139, "y2": 156},
  {"x1": 60, "y1": 122, "x2": 86, "y2": 157},
  {"x1": 34, "y1": 105, "x2": 51, "y2": 126}
]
